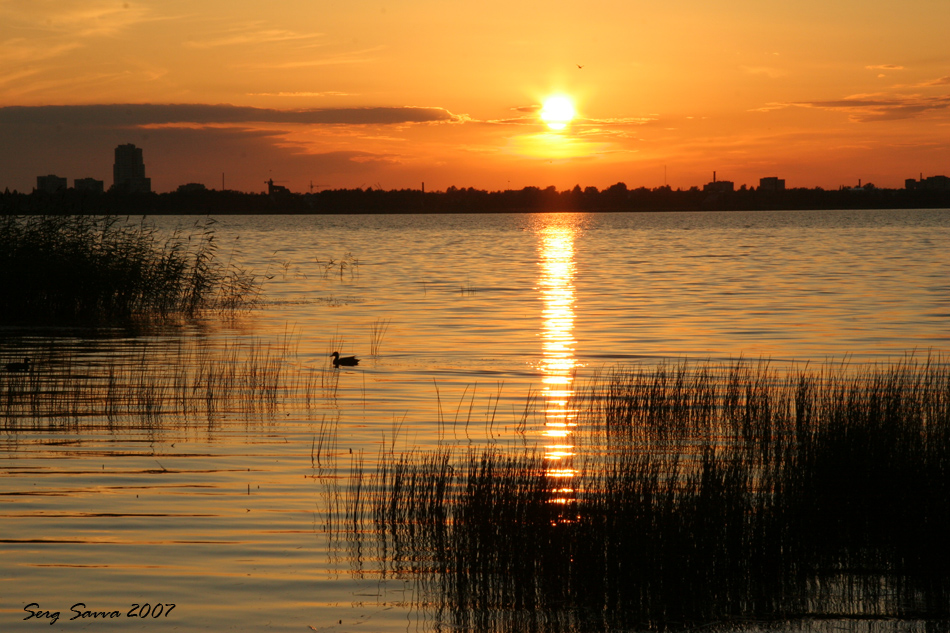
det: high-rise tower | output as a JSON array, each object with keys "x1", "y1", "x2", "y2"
[{"x1": 113, "y1": 144, "x2": 151, "y2": 193}]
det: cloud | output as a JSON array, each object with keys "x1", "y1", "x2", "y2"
[
  {"x1": 247, "y1": 92, "x2": 355, "y2": 98},
  {"x1": 184, "y1": 26, "x2": 324, "y2": 49},
  {"x1": 919, "y1": 76, "x2": 950, "y2": 87},
  {"x1": 588, "y1": 116, "x2": 659, "y2": 126},
  {"x1": 755, "y1": 83, "x2": 950, "y2": 122},
  {"x1": 0, "y1": 110, "x2": 413, "y2": 193},
  {"x1": 866, "y1": 64, "x2": 905, "y2": 71},
  {"x1": 0, "y1": 38, "x2": 83, "y2": 66},
  {"x1": 749, "y1": 102, "x2": 791, "y2": 113},
  {"x1": 0, "y1": 0, "x2": 158, "y2": 38},
  {"x1": 0, "y1": 103, "x2": 467, "y2": 192},
  {"x1": 242, "y1": 47, "x2": 385, "y2": 70},
  {"x1": 500, "y1": 105, "x2": 658, "y2": 129},
  {"x1": 0, "y1": 103, "x2": 464, "y2": 127},
  {"x1": 487, "y1": 117, "x2": 535, "y2": 126},
  {"x1": 0, "y1": 2, "x2": 177, "y2": 101},
  {"x1": 797, "y1": 94, "x2": 950, "y2": 122}
]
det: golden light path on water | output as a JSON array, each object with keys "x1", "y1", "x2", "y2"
[{"x1": 537, "y1": 220, "x2": 579, "y2": 499}]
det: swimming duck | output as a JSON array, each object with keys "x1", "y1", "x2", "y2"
[
  {"x1": 4, "y1": 357, "x2": 30, "y2": 372},
  {"x1": 330, "y1": 351, "x2": 359, "y2": 367}
]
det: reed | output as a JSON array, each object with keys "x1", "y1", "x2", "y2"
[
  {"x1": 316, "y1": 252, "x2": 359, "y2": 280},
  {"x1": 0, "y1": 335, "x2": 330, "y2": 429},
  {"x1": 357, "y1": 356, "x2": 950, "y2": 630},
  {"x1": 369, "y1": 318, "x2": 391, "y2": 356},
  {"x1": 0, "y1": 215, "x2": 259, "y2": 324}
]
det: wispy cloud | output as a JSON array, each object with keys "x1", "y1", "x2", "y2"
[
  {"x1": 242, "y1": 47, "x2": 385, "y2": 70},
  {"x1": 754, "y1": 71, "x2": 950, "y2": 122},
  {"x1": 0, "y1": 38, "x2": 83, "y2": 65},
  {"x1": 498, "y1": 105, "x2": 658, "y2": 130},
  {"x1": 0, "y1": 1, "x2": 173, "y2": 100},
  {"x1": 0, "y1": 1, "x2": 158, "y2": 38},
  {"x1": 749, "y1": 102, "x2": 790, "y2": 113},
  {"x1": 918, "y1": 76, "x2": 950, "y2": 87},
  {"x1": 247, "y1": 92, "x2": 355, "y2": 98},
  {"x1": 0, "y1": 66, "x2": 43, "y2": 90},
  {"x1": 0, "y1": 62, "x2": 170, "y2": 100},
  {"x1": 798, "y1": 93, "x2": 950, "y2": 122},
  {"x1": 183, "y1": 23, "x2": 324, "y2": 49},
  {"x1": 0, "y1": 103, "x2": 465, "y2": 127}
]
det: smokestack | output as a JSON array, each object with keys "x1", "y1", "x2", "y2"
[{"x1": 713, "y1": 171, "x2": 717, "y2": 183}]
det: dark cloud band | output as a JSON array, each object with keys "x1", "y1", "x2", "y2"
[{"x1": 0, "y1": 103, "x2": 461, "y2": 126}]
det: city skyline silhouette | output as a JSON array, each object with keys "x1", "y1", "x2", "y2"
[{"x1": 2, "y1": 3, "x2": 949, "y2": 194}]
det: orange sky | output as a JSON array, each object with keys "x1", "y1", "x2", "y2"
[{"x1": 3, "y1": 0, "x2": 950, "y2": 193}]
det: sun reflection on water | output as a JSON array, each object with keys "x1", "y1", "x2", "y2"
[{"x1": 537, "y1": 219, "x2": 579, "y2": 498}]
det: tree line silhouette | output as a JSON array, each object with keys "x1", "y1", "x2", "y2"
[{"x1": 3, "y1": 182, "x2": 950, "y2": 215}]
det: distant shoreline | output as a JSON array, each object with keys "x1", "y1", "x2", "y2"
[{"x1": 4, "y1": 185, "x2": 950, "y2": 215}]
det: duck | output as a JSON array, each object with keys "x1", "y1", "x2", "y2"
[
  {"x1": 4, "y1": 357, "x2": 31, "y2": 372},
  {"x1": 330, "y1": 351, "x2": 359, "y2": 367}
]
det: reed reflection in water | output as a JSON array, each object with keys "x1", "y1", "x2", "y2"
[{"x1": 537, "y1": 221, "x2": 579, "y2": 498}]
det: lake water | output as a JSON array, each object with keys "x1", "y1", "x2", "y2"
[{"x1": 2, "y1": 208, "x2": 949, "y2": 631}]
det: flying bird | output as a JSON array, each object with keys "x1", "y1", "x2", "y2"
[
  {"x1": 576, "y1": 64, "x2": 584, "y2": 69},
  {"x1": 330, "y1": 351, "x2": 359, "y2": 367}
]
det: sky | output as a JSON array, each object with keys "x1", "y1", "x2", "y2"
[{"x1": 2, "y1": 0, "x2": 950, "y2": 194}]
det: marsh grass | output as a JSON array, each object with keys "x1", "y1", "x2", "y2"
[
  {"x1": 0, "y1": 335, "x2": 333, "y2": 428},
  {"x1": 355, "y1": 357, "x2": 950, "y2": 631},
  {"x1": 0, "y1": 215, "x2": 259, "y2": 324},
  {"x1": 311, "y1": 414, "x2": 341, "y2": 472},
  {"x1": 316, "y1": 252, "x2": 359, "y2": 280},
  {"x1": 369, "y1": 318, "x2": 391, "y2": 356}
]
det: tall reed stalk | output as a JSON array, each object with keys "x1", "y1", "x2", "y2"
[{"x1": 369, "y1": 318, "x2": 391, "y2": 356}]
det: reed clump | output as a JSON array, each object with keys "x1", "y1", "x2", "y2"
[
  {"x1": 357, "y1": 357, "x2": 950, "y2": 631},
  {"x1": 369, "y1": 318, "x2": 391, "y2": 356},
  {"x1": 0, "y1": 215, "x2": 259, "y2": 324},
  {"x1": 0, "y1": 335, "x2": 330, "y2": 428}
]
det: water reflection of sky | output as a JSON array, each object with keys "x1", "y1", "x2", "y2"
[
  {"x1": 5, "y1": 211, "x2": 950, "y2": 632},
  {"x1": 538, "y1": 221, "x2": 579, "y2": 486}
]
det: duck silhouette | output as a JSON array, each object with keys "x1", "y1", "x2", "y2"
[
  {"x1": 330, "y1": 351, "x2": 359, "y2": 367},
  {"x1": 4, "y1": 357, "x2": 30, "y2": 372}
]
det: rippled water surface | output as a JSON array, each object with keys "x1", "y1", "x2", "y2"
[{"x1": 2, "y1": 209, "x2": 949, "y2": 631}]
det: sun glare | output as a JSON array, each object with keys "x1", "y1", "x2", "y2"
[{"x1": 540, "y1": 96, "x2": 576, "y2": 131}]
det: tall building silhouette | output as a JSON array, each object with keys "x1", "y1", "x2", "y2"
[
  {"x1": 36, "y1": 174, "x2": 67, "y2": 194},
  {"x1": 759, "y1": 176, "x2": 786, "y2": 192},
  {"x1": 74, "y1": 177, "x2": 104, "y2": 193},
  {"x1": 113, "y1": 144, "x2": 151, "y2": 193}
]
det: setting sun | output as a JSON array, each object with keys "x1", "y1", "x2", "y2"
[{"x1": 540, "y1": 96, "x2": 576, "y2": 131}]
